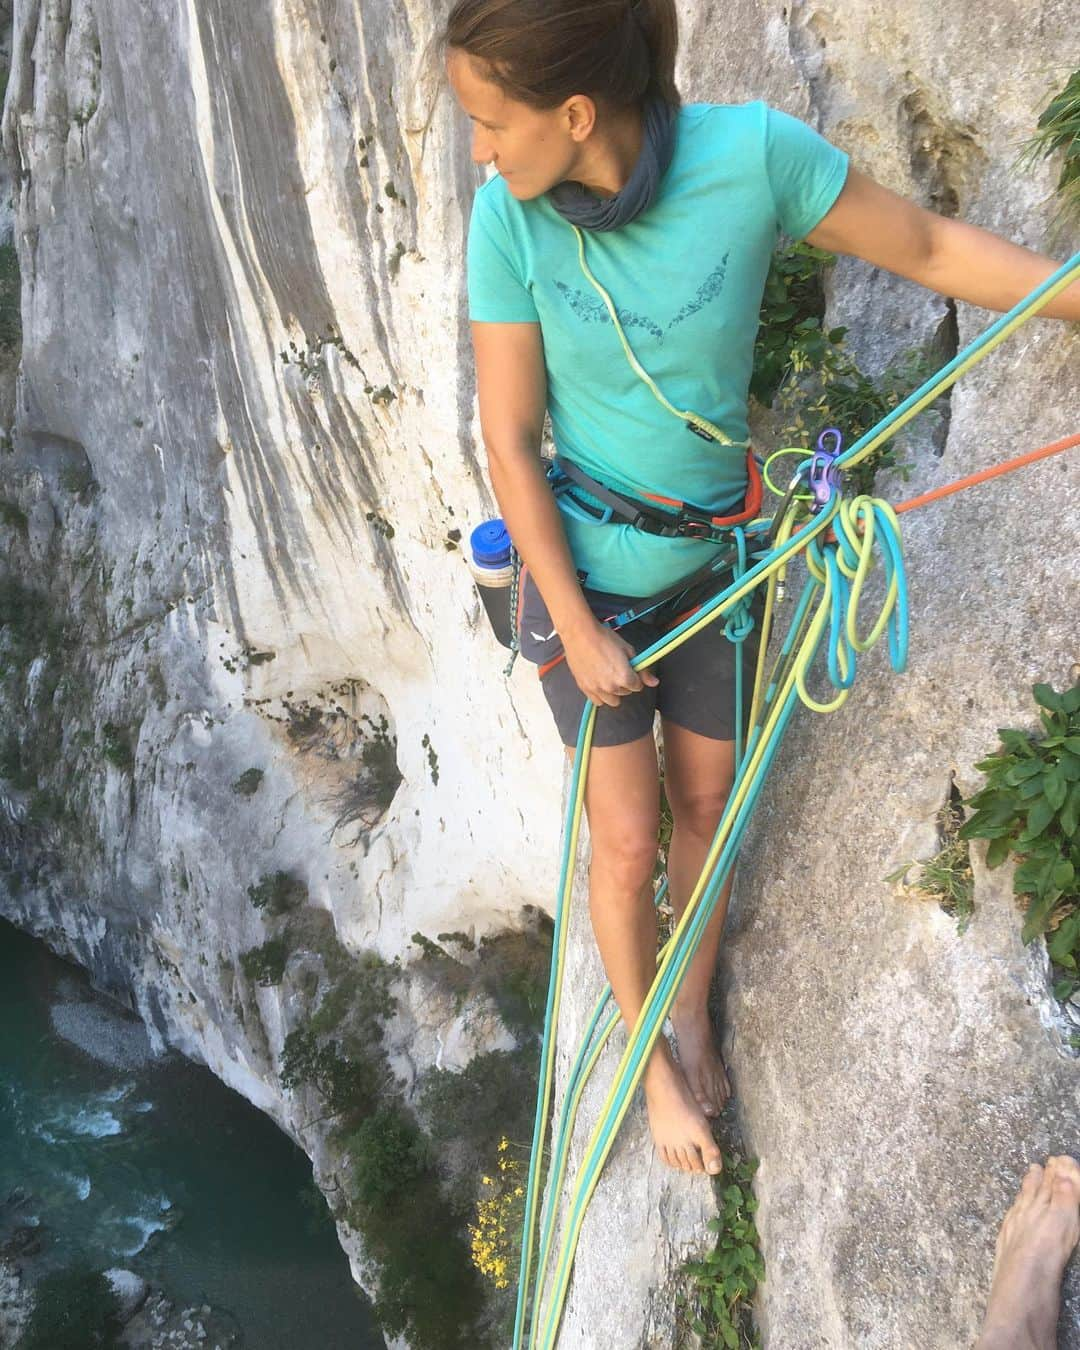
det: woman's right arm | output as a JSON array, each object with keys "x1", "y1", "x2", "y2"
[{"x1": 471, "y1": 320, "x2": 657, "y2": 707}]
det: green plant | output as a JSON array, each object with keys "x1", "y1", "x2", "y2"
[
  {"x1": 247, "y1": 870, "x2": 308, "y2": 915},
  {"x1": 960, "y1": 683, "x2": 1080, "y2": 994},
  {"x1": 752, "y1": 242, "x2": 936, "y2": 495},
  {"x1": 1016, "y1": 70, "x2": 1080, "y2": 234},
  {"x1": 240, "y1": 937, "x2": 288, "y2": 986},
  {"x1": 781, "y1": 345, "x2": 932, "y2": 496},
  {"x1": 344, "y1": 1105, "x2": 430, "y2": 1207},
  {"x1": 147, "y1": 663, "x2": 168, "y2": 710},
  {"x1": 274, "y1": 911, "x2": 483, "y2": 1349},
  {"x1": 0, "y1": 242, "x2": 20, "y2": 351},
  {"x1": 752, "y1": 242, "x2": 840, "y2": 406},
  {"x1": 888, "y1": 838, "x2": 975, "y2": 933},
  {"x1": 438, "y1": 930, "x2": 476, "y2": 952},
  {"x1": 421, "y1": 731, "x2": 439, "y2": 785},
  {"x1": 306, "y1": 952, "x2": 397, "y2": 1038},
  {"x1": 411, "y1": 930, "x2": 451, "y2": 961},
  {"x1": 675, "y1": 1154, "x2": 764, "y2": 1349},
  {"x1": 419, "y1": 1046, "x2": 541, "y2": 1168},
  {"x1": 232, "y1": 767, "x2": 264, "y2": 797},
  {"x1": 362, "y1": 1171, "x2": 484, "y2": 1350},
  {"x1": 0, "y1": 732, "x2": 35, "y2": 789},
  {"x1": 886, "y1": 786, "x2": 975, "y2": 933},
  {"x1": 475, "y1": 918, "x2": 553, "y2": 1041},
  {"x1": 279, "y1": 1027, "x2": 381, "y2": 1117},
  {"x1": 0, "y1": 500, "x2": 27, "y2": 530},
  {"x1": 0, "y1": 577, "x2": 65, "y2": 672},
  {"x1": 101, "y1": 722, "x2": 134, "y2": 770},
  {"x1": 28, "y1": 789, "x2": 64, "y2": 824}
]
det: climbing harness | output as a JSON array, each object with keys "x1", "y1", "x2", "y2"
[
  {"x1": 547, "y1": 449, "x2": 764, "y2": 541},
  {"x1": 505, "y1": 245, "x2": 1080, "y2": 1350}
]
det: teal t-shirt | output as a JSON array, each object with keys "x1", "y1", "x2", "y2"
[{"x1": 467, "y1": 99, "x2": 849, "y2": 595}]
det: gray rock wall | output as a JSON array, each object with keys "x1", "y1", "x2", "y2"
[
  {"x1": 0, "y1": 0, "x2": 1077, "y2": 1346},
  {"x1": 711, "y1": 4, "x2": 1080, "y2": 1347}
]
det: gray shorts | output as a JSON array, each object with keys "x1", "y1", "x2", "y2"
[{"x1": 516, "y1": 570, "x2": 763, "y2": 748}]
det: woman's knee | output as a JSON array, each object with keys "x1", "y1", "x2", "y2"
[
  {"x1": 589, "y1": 823, "x2": 658, "y2": 893},
  {"x1": 667, "y1": 786, "x2": 730, "y2": 842}
]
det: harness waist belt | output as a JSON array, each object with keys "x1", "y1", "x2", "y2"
[{"x1": 548, "y1": 450, "x2": 763, "y2": 541}]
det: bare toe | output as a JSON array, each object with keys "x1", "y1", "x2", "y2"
[
  {"x1": 976, "y1": 1156, "x2": 1080, "y2": 1350},
  {"x1": 1020, "y1": 1163, "x2": 1044, "y2": 1199}
]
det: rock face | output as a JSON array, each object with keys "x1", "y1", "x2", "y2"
[
  {"x1": 709, "y1": 4, "x2": 1080, "y2": 1348},
  {"x1": 0, "y1": 0, "x2": 1077, "y2": 1347}
]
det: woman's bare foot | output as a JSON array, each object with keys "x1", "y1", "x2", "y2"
[
  {"x1": 669, "y1": 1004, "x2": 731, "y2": 1118},
  {"x1": 975, "y1": 1155, "x2": 1080, "y2": 1350},
  {"x1": 642, "y1": 1038, "x2": 724, "y2": 1175}
]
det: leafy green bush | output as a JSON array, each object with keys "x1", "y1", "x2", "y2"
[
  {"x1": 232, "y1": 767, "x2": 264, "y2": 796},
  {"x1": 1017, "y1": 70, "x2": 1080, "y2": 232},
  {"x1": 344, "y1": 1105, "x2": 430, "y2": 1207},
  {"x1": 475, "y1": 916, "x2": 553, "y2": 1041},
  {"x1": 0, "y1": 242, "x2": 20, "y2": 351},
  {"x1": 307, "y1": 957, "x2": 396, "y2": 1038},
  {"x1": 277, "y1": 919, "x2": 482, "y2": 1349},
  {"x1": 752, "y1": 241, "x2": 935, "y2": 495},
  {"x1": 751, "y1": 242, "x2": 839, "y2": 407},
  {"x1": 240, "y1": 937, "x2": 288, "y2": 986},
  {"x1": 0, "y1": 731, "x2": 35, "y2": 789},
  {"x1": 363, "y1": 1173, "x2": 484, "y2": 1350},
  {"x1": 101, "y1": 722, "x2": 134, "y2": 770},
  {"x1": 419, "y1": 1045, "x2": 540, "y2": 1169},
  {"x1": 0, "y1": 500, "x2": 27, "y2": 529},
  {"x1": 247, "y1": 870, "x2": 308, "y2": 915},
  {"x1": 676, "y1": 1155, "x2": 764, "y2": 1350},
  {"x1": 0, "y1": 577, "x2": 64, "y2": 673},
  {"x1": 279, "y1": 1027, "x2": 381, "y2": 1119},
  {"x1": 21, "y1": 1267, "x2": 123, "y2": 1350},
  {"x1": 961, "y1": 682, "x2": 1080, "y2": 995}
]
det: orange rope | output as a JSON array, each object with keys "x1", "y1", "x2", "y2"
[{"x1": 893, "y1": 431, "x2": 1080, "y2": 516}]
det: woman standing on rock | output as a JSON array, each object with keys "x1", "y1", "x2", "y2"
[{"x1": 440, "y1": 0, "x2": 1080, "y2": 1178}]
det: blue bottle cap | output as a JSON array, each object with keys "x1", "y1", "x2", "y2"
[{"x1": 470, "y1": 519, "x2": 512, "y2": 568}]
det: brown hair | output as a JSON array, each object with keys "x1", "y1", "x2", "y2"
[{"x1": 439, "y1": 0, "x2": 681, "y2": 113}]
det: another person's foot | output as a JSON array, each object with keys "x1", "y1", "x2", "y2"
[
  {"x1": 642, "y1": 1038, "x2": 724, "y2": 1176},
  {"x1": 976, "y1": 1155, "x2": 1080, "y2": 1350},
  {"x1": 669, "y1": 1003, "x2": 731, "y2": 1118}
]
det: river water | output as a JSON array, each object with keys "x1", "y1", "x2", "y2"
[{"x1": 0, "y1": 917, "x2": 386, "y2": 1349}]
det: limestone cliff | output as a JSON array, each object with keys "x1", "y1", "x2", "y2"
[{"x1": 0, "y1": 0, "x2": 1077, "y2": 1347}]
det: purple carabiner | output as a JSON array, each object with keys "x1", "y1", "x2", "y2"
[{"x1": 808, "y1": 428, "x2": 843, "y2": 508}]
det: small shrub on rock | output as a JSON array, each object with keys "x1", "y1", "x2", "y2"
[
  {"x1": 344, "y1": 1105, "x2": 429, "y2": 1208},
  {"x1": 232, "y1": 767, "x2": 264, "y2": 797},
  {"x1": 239, "y1": 937, "x2": 288, "y2": 986},
  {"x1": 247, "y1": 870, "x2": 307, "y2": 916}
]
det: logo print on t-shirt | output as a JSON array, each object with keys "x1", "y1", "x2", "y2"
[{"x1": 554, "y1": 252, "x2": 729, "y2": 342}]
